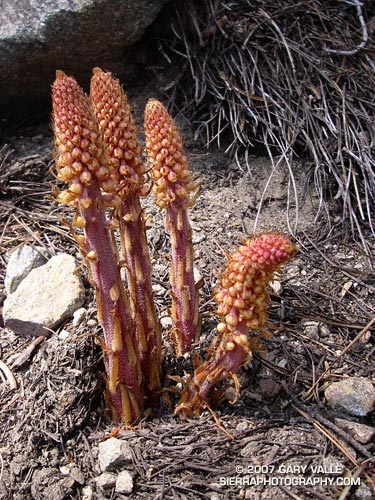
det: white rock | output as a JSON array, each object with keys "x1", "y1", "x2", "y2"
[
  {"x1": 95, "y1": 472, "x2": 117, "y2": 490},
  {"x1": 325, "y1": 378, "x2": 375, "y2": 416},
  {"x1": 58, "y1": 329, "x2": 70, "y2": 341},
  {"x1": 303, "y1": 321, "x2": 320, "y2": 340},
  {"x1": 193, "y1": 266, "x2": 202, "y2": 284},
  {"x1": 319, "y1": 324, "x2": 330, "y2": 337},
  {"x1": 72, "y1": 307, "x2": 86, "y2": 327},
  {"x1": 81, "y1": 485, "x2": 93, "y2": 500},
  {"x1": 98, "y1": 438, "x2": 132, "y2": 472},
  {"x1": 152, "y1": 284, "x2": 165, "y2": 295},
  {"x1": 209, "y1": 494, "x2": 221, "y2": 500},
  {"x1": 160, "y1": 316, "x2": 173, "y2": 329},
  {"x1": 3, "y1": 254, "x2": 85, "y2": 336},
  {"x1": 115, "y1": 470, "x2": 134, "y2": 494},
  {"x1": 5, "y1": 245, "x2": 49, "y2": 293},
  {"x1": 236, "y1": 421, "x2": 248, "y2": 432},
  {"x1": 269, "y1": 279, "x2": 282, "y2": 294},
  {"x1": 192, "y1": 232, "x2": 206, "y2": 244},
  {"x1": 59, "y1": 465, "x2": 70, "y2": 475}
]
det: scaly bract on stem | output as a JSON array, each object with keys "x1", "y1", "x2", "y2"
[
  {"x1": 52, "y1": 71, "x2": 143, "y2": 424},
  {"x1": 90, "y1": 68, "x2": 162, "y2": 400},
  {"x1": 176, "y1": 233, "x2": 296, "y2": 417},
  {"x1": 144, "y1": 99, "x2": 200, "y2": 355}
]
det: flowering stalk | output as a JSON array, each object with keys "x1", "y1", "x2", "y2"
[
  {"x1": 175, "y1": 233, "x2": 296, "y2": 417},
  {"x1": 90, "y1": 68, "x2": 162, "y2": 400},
  {"x1": 144, "y1": 99, "x2": 200, "y2": 355},
  {"x1": 52, "y1": 71, "x2": 143, "y2": 424}
]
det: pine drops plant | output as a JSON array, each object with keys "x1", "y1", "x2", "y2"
[{"x1": 51, "y1": 69, "x2": 296, "y2": 426}]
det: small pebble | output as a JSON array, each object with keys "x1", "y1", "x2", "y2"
[
  {"x1": 115, "y1": 470, "x2": 133, "y2": 494},
  {"x1": 58, "y1": 329, "x2": 70, "y2": 341},
  {"x1": 325, "y1": 377, "x2": 375, "y2": 416},
  {"x1": 335, "y1": 418, "x2": 375, "y2": 444},
  {"x1": 72, "y1": 307, "x2": 86, "y2": 327},
  {"x1": 269, "y1": 279, "x2": 282, "y2": 294},
  {"x1": 81, "y1": 486, "x2": 93, "y2": 500},
  {"x1": 236, "y1": 421, "x2": 248, "y2": 432},
  {"x1": 98, "y1": 437, "x2": 132, "y2": 472},
  {"x1": 303, "y1": 321, "x2": 319, "y2": 340},
  {"x1": 95, "y1": 472, "x2": 117, "y2": 490},
  {"x1": 160, "y1": 316, "x2": 172, "y2": 329}
]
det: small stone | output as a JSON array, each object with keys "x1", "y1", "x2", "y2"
[
  {"x1": 81, "y1": 485, "x2": 93, "y2": 500},
  {"x1": 115, "y1": 470, "x2": 134, "y2": 494},
  {"x1": 335, "y1": 418, "x2": 375, "y2": 444},
  {"x1": 58, "y1": 329, "x2": 70, "y2": 341},
  {"x1": 68, "y1": 465, "x2": 85, "y2": 485},
  {"x1": 95, "y1": 472, "x2": 117, "y2": 490},
  {"x1": 319, "y1": 324, "x2": 330, "y2": 337},
  {"x1": 236, "y1": 421, "x2": 248, "y2": 432},
  {"x1": 259, "y1": 378, "x2": 281, "y2": 398},
  {"x1": 5, "y1": 245, "x2": 49, "y2": 293},
  {"x1": 59, "y1": 463, "x2": 84, "y2": 485},
  {"x1": 60, "y1": 465, "x2": 70, "y2": 476},
  {"x1": 210, "y1": 494, "x2": 221, "y2": 500},
  {"x1": 192, "y1": 232, "x2": 206, "y2": 244},
  {"x1": 224, "y1": 386, "x2": 237, "y2": 403},
  {"x1": 193, "y1": 266, "x2": 202, "y2": 285},
  {"x1": 325, "y1": 378, "x2": 375, "y2": 416},
  {"x1": 87, "y1": 319, "x2": 97, "y2": 327},
  {"x1": 269, "y1": 279, "x2": 282, "y2": 294},
  {"x1": 340, "y1": 281, "x2": 353, "y2": 297},
  {"x1": 303, "y1": 321, "x2": 319, "y2": 340},
  {"x1": 152, "y1": 284, "x2": 165, "y2": 295},
  {"x1": 72, "y1": 307, "x2": 86, "y2": 327},
  {"x1": 3, "y1": 254, "x2": 85, "y2": 336},
  {"x1": 354, "y1": 483, "x2": 374, "y2": 500},
  {"x1": 160, "y1": 316, "x2": 173, "y2": 329},
  {"x1": 98, "y1": 437, "x2": 132, "y2": 472}
]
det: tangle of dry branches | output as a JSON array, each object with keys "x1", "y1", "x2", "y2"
[{"x1": 167, "y1": 0, "x2": 375, "y2": 250}]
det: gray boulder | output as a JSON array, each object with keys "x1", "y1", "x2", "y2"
[{"x1": 0, "y1": 0, "x2": 168, "y2": 129}]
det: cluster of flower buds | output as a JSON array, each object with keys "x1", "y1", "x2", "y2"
[
  {"x1": 52, "y1": 71, "x2": 143, "y2": 424},
  {"x1": 215, "y1": 233, "x2": 297, "y2": 338},
  {"x1": 90, "y1": 68, "x2": 162, "y2": 398},
  {"x1": 52, "y1": 71, "x2": 117, "y2": 206},
  {"x1": 176, "y1": 233, "x2": 296, "y2": 417},
  {"x1": 52, "y1": 69, "x2": 297, "y2": 426},
  {"x1": 144, "y1": 99, "x2": 199, "y2": 209},
  {"x1": 145, "y1": 99, "x2": 200, "y2": 354},
  {"x1": 90, "y1": 68, "x2": 149, "y2": 200}
]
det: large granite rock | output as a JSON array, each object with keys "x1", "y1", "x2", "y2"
[{"x1": 0, "y1": 0, "x2": 168, "y2": 130}]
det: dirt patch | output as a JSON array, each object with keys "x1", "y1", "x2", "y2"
[{"x1": 0, "y1": 86, "x2": 374, "y2": 500}]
